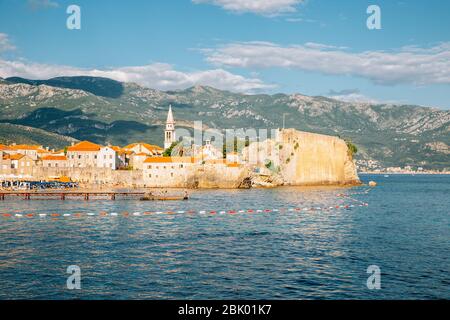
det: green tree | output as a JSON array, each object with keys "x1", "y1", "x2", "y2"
[
  {"x1": 163, "y1": 142, "x2": 178, "y2": 157},
  {"x1": 222, "y1": 143, "x2": 227, "y2": 159},
  {"x1": 345, "y1": 140, "x2": 358, "y2": 157}
]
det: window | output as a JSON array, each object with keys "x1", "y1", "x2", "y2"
[
  {"x1": 171, "y1": 172, "x2": 174, "y2": 177},
  {"x1": 78, "y1": 155, "x2": 81, "y2": 159},
  {"x1": 55, "y1": 163, "x2": 58, "y2": 168},
  {"x1": 48, "y1": 163, "x2": 51, "y2": 167},
  {"x1": 149, "y1": 174, "x2": 152, "y2": 178}
]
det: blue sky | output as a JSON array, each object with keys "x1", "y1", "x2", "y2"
[{"x1": 0, "y1": 0, "x2": 449, "y2": 108}]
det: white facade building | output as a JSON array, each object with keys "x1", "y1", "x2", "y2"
[
  {"x1": 143, "y1": 156, "x2": 194, "y2": 187},
  {"x1": 97, "y1": 146, "x2": 119, "y2": 170}
]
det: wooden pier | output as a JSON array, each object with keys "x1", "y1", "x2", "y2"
[{"x1": 0, "y1": 191, "x2": 146, "y2": 201}]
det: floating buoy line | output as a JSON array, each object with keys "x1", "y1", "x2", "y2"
[
  {"x1": 1, "y1": 203, "x2": 369, "y2": 219},
  {"x1": 1, "y1": 189, "x2": 372, "y2": 220}
]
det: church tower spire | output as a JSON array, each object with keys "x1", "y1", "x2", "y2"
[{"x1": 164, "y1": 105, "x2": 176, "y2": 149}]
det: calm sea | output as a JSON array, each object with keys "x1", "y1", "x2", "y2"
[{"x1": 0, "y1": 174, "x2": 449, "y2": 300}]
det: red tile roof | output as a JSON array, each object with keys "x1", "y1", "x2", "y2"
[
  {"x1": 0, "y1": 144, "x2": 11, "y2": 151},
  {"x1": 110, "y1": 146, "x2": 122, "y2": 152},
  {"x1": 67, "y1": 141, "x2": 102, "y2": 152},
  {"x1": 124, "y1": 143, "x2": 163, "y2": 152},
  {"x1": 9, "y1": 144, "x2": 43, "y2": 151},
  {"x1": 226, "y1": 163, "x2": 241, "y2": 168},
  {"x1": 144, "y1": 156, "x2": 194, "y2": 164},
  {"x1": 9, "y1": 154, "x2": 25, "y2": 160},
  {"x1": 42, "y1": 155, "x2": 68, "y2": 161}
]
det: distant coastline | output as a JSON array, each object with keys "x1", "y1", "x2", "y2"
[{"x1": 359, "y1": 171, "x2": 450, "y2": 175}]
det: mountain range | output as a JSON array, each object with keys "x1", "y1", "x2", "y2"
[{"x1": 0, "y1": 76, "x2": 448, "y2": 170}]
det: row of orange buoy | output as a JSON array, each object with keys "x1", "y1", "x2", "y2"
[
  {"x1": 338, "y1": 188, "x2": 373, "y2": 197},
  {"x1": 337, "y1": 190, "x2": 371, "y2": 206},
  {"x1": 1, "y1": 203, "x2": 369, "y2": 219}
]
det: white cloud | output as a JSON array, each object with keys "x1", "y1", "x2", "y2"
[
  {"x1": 0, "y1": 33, "x2": 16, "y2": 53},
  {"x1": 285, "y1": 17, "x2": 317, "y2": 23},
  {"x1": 400, "y1": 42, "x2": 450, "y2": 54},
  {"x1": 192, "y1": 0, "x2": 305, "y2": 16},
  {"x1": 204, "y1": 41, "x2": 450, "y2": 85},
  {"x1": 331, "y1": 93, "x2": 377, "y2": 104},
  {"x1": 0, "y1": 59, "x2": 274, "y2": 93},
  {"x1": 326, "y1": 89, "x2": 379, "y2": 104},
  {"x1": 27, "y1": 0, "x2": 59, "y2": 10},
  {"x1": 304, "y1": 42, "x2": 348, "y2": 50}
]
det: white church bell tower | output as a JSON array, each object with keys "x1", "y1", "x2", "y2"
[{"x1": 164, "y1": 105, "x2": 176, "y2": 149}]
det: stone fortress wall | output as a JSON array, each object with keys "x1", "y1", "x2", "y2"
[
  {"x1": 2, "y1": 129, "x2": 360, "y2": 188},
  {"x1": 244, "y1": 129, "x2": 360, "y2": 186}
]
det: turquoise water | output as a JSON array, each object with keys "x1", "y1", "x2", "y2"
[{"x1": 0, "y1": 174, "x2": 449, "y2": 299}]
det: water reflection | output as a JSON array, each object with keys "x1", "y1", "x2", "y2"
[{"x1": 0, "y1": 176, "x2": 449, "y2": 299}]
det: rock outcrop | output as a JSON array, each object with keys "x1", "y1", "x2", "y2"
[
  {"x1": 244, "y1": 129, "x2": 360, "y2": 186},
  {"x1": 192, "y1": 165, "x2": 252, "y2": 189}
]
